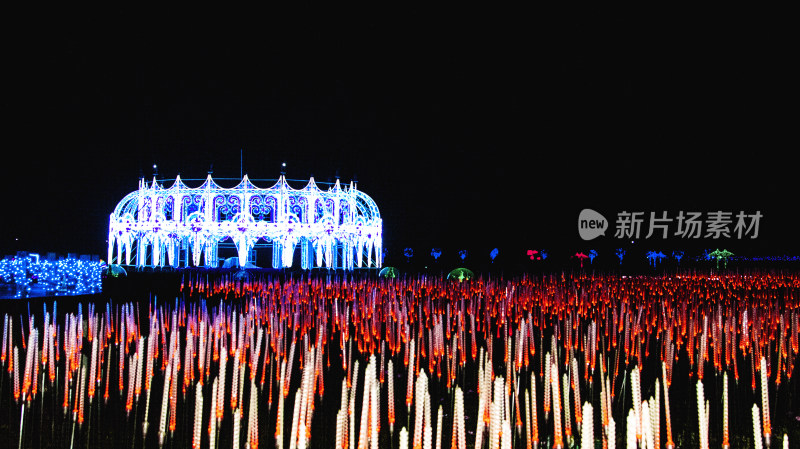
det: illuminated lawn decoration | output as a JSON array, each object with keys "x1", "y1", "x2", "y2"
[
  {"x1": 108, "y1": 174, "x2": 382, "y2": 269},
  {"x1": 379, "y1": 267, "x2": 399, "y2": 278},
  {"x1": 573, "y1": 252, "x2": 589, "y2": 268},
  {"x1": 0, "y1": 255, "x2": 104, "y2": 297},
  {"x1": 107, "y1": 264, "x2": 127, "y2": 277},
  {"x1": 1, "y1": 270, "x2": 799, "y2": 448},
  {"x1": 646, "y1": 251, "x2": 666, "y2": 267},
  {"x1": 447, "y1": 268, "x2": 474, "y2": 282},
  {"x1": 708, "y1": 249, "x2": 734, "y2": 269},
  {"x1": 615, "y1": 248, "x2": 625, "y2": 264}
]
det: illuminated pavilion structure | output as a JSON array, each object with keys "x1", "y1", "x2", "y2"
[{"x1": 107, "y1": 174, "x2": 383, "y2": 270}]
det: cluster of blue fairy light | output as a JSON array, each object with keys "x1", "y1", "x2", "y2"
[{"x1": 0, "y1": 255, "x2": 105, "y2": 298}]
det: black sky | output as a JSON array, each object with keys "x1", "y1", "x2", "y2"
[{"x1": 1, "y1": 13, "x2": 796, "y2": 265}]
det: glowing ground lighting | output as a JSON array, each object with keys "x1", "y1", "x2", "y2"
[
  {"x1": 0, "y1": 255, "x2": 104, "y2": 298},
  {"x1": 616, "y1": 248, "x2": 626, "y2": 264},
  {"x1": 107, "y1": 174, "x2": 382, "y2": 270},
  {"x1": 1, "y1": 270, "x2": 799, "y2": 448},
  {"x1": 646, "y1": 250, "x2": 667, "y2": 267},
  {"x1": 573, "y1": 252, "x2": 589, "y2": 268},
  {"x1": 708, "y1": 248, "x2": 734, "y2": 269}
]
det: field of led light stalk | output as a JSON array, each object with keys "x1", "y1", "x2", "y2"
[{"x1": 0, "y1": 270, "x2": 799, "y2": 449}]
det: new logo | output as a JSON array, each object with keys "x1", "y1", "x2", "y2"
[{"x1": 578, "y1": 209, "x2": 608, "y2": 241}]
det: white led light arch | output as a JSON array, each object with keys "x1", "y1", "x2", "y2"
[{"x1": 108, "y1": 174, "x2": 383, "y2": 270}]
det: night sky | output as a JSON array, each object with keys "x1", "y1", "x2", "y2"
[{"x1": 2, "y1": 14, "x2": 796, "y2": 267}]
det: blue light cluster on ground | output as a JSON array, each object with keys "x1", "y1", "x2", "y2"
[{"x1": 0, "y1": 254, "x2": 105, "y2": 298}]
